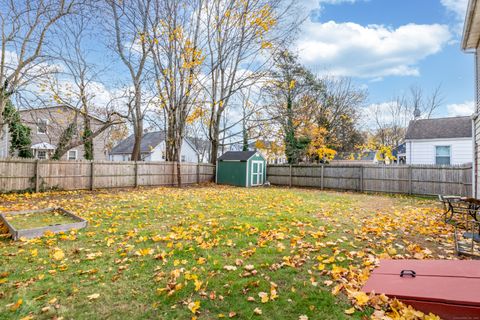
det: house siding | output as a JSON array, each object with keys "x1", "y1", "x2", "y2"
[
  {"x1": 406, "y1": 138, "x2": 472, "y2": 165},
  {"x1": 19, "y1": 107, "x2": 109, "y2": 160},
  {"x1": 110, "y1": 138, "x2": 200, "y2": 163},
  {"x1": 474, "y1": 51, "x2": 480, "y2": 197}
]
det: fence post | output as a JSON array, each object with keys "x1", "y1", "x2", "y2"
[
  {"x1": 359, "y1": 166, "x2": 363, "y2": 192},
  {"x1": 408, "y1": 165, "x2": 413, "y2": 195},
  {"x1": 196, "y1": 163, "x2": 200, "y2": 184},
  {"x1": 289, "y1": 164, "x2": 293, "y2": 187},
  {"x1": 134, "y1": 161, "x2": 138, "y2": 188},
  {"x1": 90, "y1": 161, "x2": 95, "y2": 191},
  {"x1": 35, "y1": 160, "x2": 40, "y2": 193},
  {"x1": 321, "y1": 165, "x2": 324, "y2": 190}
]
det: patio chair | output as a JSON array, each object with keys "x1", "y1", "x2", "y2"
[{"x1": 454, "y1": 218, "x2": 480, "y2": 258}]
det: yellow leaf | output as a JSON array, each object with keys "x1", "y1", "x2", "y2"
[
  {"x1": 353, "y1": 291, "x2": 369, "y2": 306},
  {"x1": 194, "y1": 279, "x2": 202, "y2": 291},
  {"x1": 344, "y1": 307, "x2": 355, "y2": 315},
  {"x1": 10, "y1": 298, "x2": 23, "y2": 311},
  {"x1": 52, "y1": 248, "x2": 65, "y2": 261},
  {"x1": 87, "y1": 293, "x2": 100, "y2": 301},
  {"x1": 258, "y1": 292, "x2": 269, "y2": 303},
  {"x1": 188, "y1": 301, "x2": 200, "y2": 314},
  {"x1": 135, "y1": 248, "x2": 154, "y2": 256}
]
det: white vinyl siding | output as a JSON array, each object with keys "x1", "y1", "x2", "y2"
[
  {"x1": 110, "y1": 138, "x2": 200, "y2": 163},
  {"x1": 406, "y1": 138, "x2": 472, "y2": 165}
]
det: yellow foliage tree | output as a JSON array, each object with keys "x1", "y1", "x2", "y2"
[{"x1": 304, "y1": 125, "x2": 337, "y2": 162}]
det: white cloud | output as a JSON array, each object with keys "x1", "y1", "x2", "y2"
[
  {"x1": 447, "y1": 100, "x2": 474, "y2": 116},
  {"x1": 440, "y1": 0, "x2": 469, "y2": 35},
  {"x1": 297, "y1": 21, "x2": 451, "y2": 78},
  {"x1": 441, "y1": 0, "x2": 469, "y2": 19}
]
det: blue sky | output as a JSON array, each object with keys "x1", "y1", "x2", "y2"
[{"x1": 296, "y1": 0, "x2": 473, "y2": 117}]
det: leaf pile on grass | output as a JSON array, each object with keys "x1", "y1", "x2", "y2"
[{"x1": 0, "y1": 186, "x2": 455, "y2": 319}]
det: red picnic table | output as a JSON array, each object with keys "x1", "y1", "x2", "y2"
[{"x1": 362, "y1": 259, "x2": 480, "y2": 320}]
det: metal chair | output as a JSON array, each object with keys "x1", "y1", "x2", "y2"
[{"x1": 454, "y1": 218, "x2": 480, "y2": 258}]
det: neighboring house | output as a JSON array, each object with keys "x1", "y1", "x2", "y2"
[
  {"x1": 463, "y1": 0, "x2": 480, "y2": 197},
  {"x1": 405, "y1": 117, "x2": 472, "y2": 165},
  {"x1": 392, "y1": 143, "x2": 406, "y2": 164},
  {"x1": 332, "y1": 151, "x2": 378, "y2": 164},
  {"x1": 0, "y1": 105, "x2": 110, "y2": 160},
  {"x1": 188, "y1": 136, "x2": 211, "y2": 163},
  {"x1": 110, "y1": 131, "x2": 202, "y2": 163},
  {"x1": 248, "y1": 141, "x2": 287, "y2": 165}
]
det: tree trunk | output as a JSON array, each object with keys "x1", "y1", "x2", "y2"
[
  {"x1": 209, "y1": 113, "x2": 222, "y2": 164},
  {"x1": 82, "y1": 115, "x2": 93, "y2": 160},
  {"x1": 176, "y1": 159, "x2": 182, "y2": 187},
  {"x1": 131, "y1": 116, "x2": 143, "y2": 161}
]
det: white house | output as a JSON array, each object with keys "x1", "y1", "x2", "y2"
[
  {"x1": 405, "y1": 116, "x2": 472, "y2": 165},
  {"x1": 109, "y1": 131, "x2": 202, "y2": 163}
]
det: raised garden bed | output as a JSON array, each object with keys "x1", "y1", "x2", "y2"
[{"x1": 0, "y1": 207, "x2": 87, "y2": 240}]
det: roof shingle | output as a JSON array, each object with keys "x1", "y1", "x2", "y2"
[
  {"x1": 405, "y1": 116, "x2": 472, "y2": 140},
  {"x1": 110, "y1": 131, "x2": 166, "y2": 154},
  {"x1": 218, "y1": 151, "x2": 257, "y2": 161}
]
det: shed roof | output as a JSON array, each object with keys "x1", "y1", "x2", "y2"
[
  {"x1": 111, "y1": 131, "x2": 166, "y2": 154},
  {"x1": 405, "y1": 116, "x2": 472, "y2": 140},
  {"x1": 218, "y1": 151, "x2": 257, "y2": 161}
]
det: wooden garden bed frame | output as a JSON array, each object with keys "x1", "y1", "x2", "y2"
[{"x1": 0, "y1": 207, "x2": 87, "y2": 240}]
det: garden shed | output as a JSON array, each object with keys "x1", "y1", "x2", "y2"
[{"x1": 216, "y1": 151, "x2": 266, "y2": 187}]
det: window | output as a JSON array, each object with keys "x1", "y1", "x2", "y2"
[
  {"x1": 37, "y1": 119, "x2": 48, "y2": 134},
  {"x1": 68, "y1": 150, "x2": 77, "y2": 160},
  {"x1": 37, "y1": 150, "x2": 47, "y2": 160},
  {"x1": 435, "y1": 146, "x2": 451, "y2": 165},
  {"x1": 181, "y1": 155, "x2": 186, "y2": 162}
]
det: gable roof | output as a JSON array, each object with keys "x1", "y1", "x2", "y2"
[
  {"x1": 405, "y1": 116, "x2": 472, "y2": 140},
  {"x1": 111, "y1": 131, "x2": 166, "y2": 154},
  {"x1": 218, "y1": 151, "x2": 257, "y2": 161}
]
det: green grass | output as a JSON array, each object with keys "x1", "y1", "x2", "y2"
[
  {"x1": 0, "y1": 186, "x2": 442, "y2": 319},
  {"x1": 4, "y1": 209, "x2": 78, "y2": 230}
]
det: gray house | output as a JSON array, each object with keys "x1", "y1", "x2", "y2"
[{"x1": 0, "y1": 105, "x2": 110, "y2": 160}]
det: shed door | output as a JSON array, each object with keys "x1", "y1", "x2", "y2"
[{"x1": 251, "y1": 161, "x2": 264, "y2": 186}]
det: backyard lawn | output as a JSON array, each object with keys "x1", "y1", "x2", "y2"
[{"x1": 0, "y1": 185, "x2": 452, "y2": 319}]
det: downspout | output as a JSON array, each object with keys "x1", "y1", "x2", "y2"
[
  {"x1": 472, "y1": 49, "x2": 479, "y2": 198},
  {"x1": 472, "y1": 114, "x2": 477, "y2": 197}
]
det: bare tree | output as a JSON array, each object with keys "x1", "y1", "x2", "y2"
[
  {"x1": 103, "y1": 0, "x2": 156, "y2": 161},
  {"x1": 201, "y1": 0, "x2": 299, "y2": 164},
  {"x1": 43, "y1": 13, "x2": 123, "y2": 160},
  {"x1": 0, "y1": 0, "x2": 78, "y2": 156},
  {"x1": 150, "y1": 0, "x2": 204, "y2": 185},
  {"x1": 368, "y1": 85, "x2": 444, "y2": 148}
]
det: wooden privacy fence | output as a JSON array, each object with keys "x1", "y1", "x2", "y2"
[
  {"x1": 267, "y1": 164, "x2": 473, "y2": 197},
  {"x1": 0, "y1": 159, "x2": 215, "y2": 193}
]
